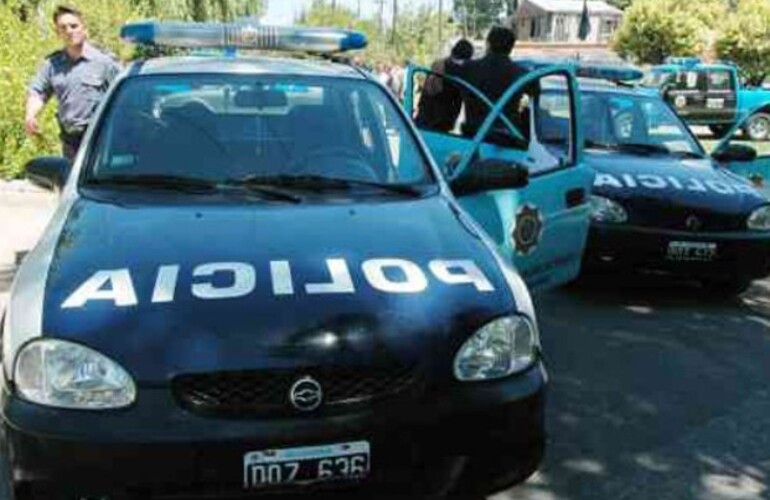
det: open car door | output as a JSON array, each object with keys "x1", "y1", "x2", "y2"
[
  {"x1": 405, "y1": 65, "x2": 592, "y2": 291},
  {"x1": 712, "y1": 105, "x2": 770, "y2": 197}
]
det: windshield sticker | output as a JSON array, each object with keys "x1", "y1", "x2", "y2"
[
  {"x1": 60, "y1": 259, "x2": 496, "y2": 309},
  {"x1": 594, "y1": 173, "x2": 755, "y2": 195}
]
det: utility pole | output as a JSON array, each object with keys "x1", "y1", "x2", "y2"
[
  {"x1": 391, "y1": 0, "x2": 398, "y2": 44},
  {"x1": 438, "y1": 0, "x2": 443, "y2": 50},
  {"x1": 357, "y1": 0, "x2": 362, "y2": 18}
]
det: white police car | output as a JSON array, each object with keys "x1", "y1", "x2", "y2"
[
  {"x1": 536, "y1": 64, "x2": 770, "y2": 295},
  {"x1": 1, "y1": 23, "x2": 547, "y2": 499}
]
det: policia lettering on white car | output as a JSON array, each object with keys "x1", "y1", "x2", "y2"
[
  {"x1": 595, "y1": 173, "x2": 756, "y2": 195},
  {"x1": 61, "y1": 258, "x2": 495, "y2": 309}
]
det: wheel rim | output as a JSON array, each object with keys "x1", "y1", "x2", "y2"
[{"x1": 748, "y1": 116, "x2": 770, "y2": 140}]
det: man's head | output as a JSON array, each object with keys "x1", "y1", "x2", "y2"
[
  {"x1": 450, "y1": 39, "x2": 474, "y2": 61},
  {"x1": 53, "y1": 5, "x2": 87, "y2": 49},
  {"x1": 486, "y1": 26, "x2": 516, "y2": 56}
]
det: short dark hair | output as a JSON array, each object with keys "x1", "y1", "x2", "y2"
[
  {"x1": 486, "y1": 26, "x2": 516, "y2": 55},
  {"x1": 451, "y1": 39, "x2": 474, "y2": 61},
  {"x1": 53, "y1": 5, "x2": 84, "y2": 24}
]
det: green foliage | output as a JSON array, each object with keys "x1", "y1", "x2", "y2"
[
  {"x1": 453, "y1": 0, "x2": 506, "y2": 39},
  {"x1": 297, "y1": 0, "x2": 453, "y2": 66},
  {"x1": 612, "y1": 0, "x2": 726, "y2": 64},
  {"x1": 716, "y1": 0, "x2": 770, "y2": 86},
  {"x1": 606, "y1": 0, "x2": 634, "y2": 9},
  {"x1": 0, "y1": 0, "x2": 60, "y2": 179}
]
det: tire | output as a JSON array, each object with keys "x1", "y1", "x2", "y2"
[
  {"x1": 709, "y1": 124, "x2": 732, "y2": 139},
  {"x1": 743, "y1": 113, "x2": 770, "y2": 142}
]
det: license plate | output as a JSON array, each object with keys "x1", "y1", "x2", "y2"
[
  {"x1": 243, "y1": 441, "x2": 370, "y2": 489},
  {"x1": 666, "y1": 241, "x2": 717, "y2": 262},
  {"x1": 706, "y1": 98, "x2": 724, "y2": 109}
]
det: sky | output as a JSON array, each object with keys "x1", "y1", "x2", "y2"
[{"x1": 262, "y1": 0, "x2": 443, "y2": 26}]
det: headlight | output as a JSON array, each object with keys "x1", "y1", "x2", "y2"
[
  {"x1": 747, "y1": 205, "x2": 770, "y2": 230},
  {"x1": 14, "y1": 339, "x2": 136, "y2": 410},
  {"x1": 590, "y1": 195, "x2": 627, "y2": 223},
  {"x1": 454, "y1": 315, "x2": 538, "y2": 382}
]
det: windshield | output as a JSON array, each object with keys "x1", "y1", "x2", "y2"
[
  {"x1": 84, "y1": 74, "x2": 433, "y2": 189},
  {"x1": 538, "y1": 89, "x2": 702, "y2": 158},
  {"x1": 641, "y1": 70, "x2": 674, "y2": 88}
]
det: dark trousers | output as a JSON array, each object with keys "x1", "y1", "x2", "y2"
[{"x1": 60, "y1": 130, "x2": 84, "y2": 162}]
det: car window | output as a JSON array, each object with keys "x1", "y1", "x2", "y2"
[
  {"x1": 558, "y1": 91, "x2": 702, "y2": 157},
  {"x1": 673, "y1": 70, "x2": 702, "y2": 91},
  {"x1": 86, "y1": 74, "x2": 432, "y2": 186},
  {"x1": 707, "y1": 70, "x2": 733, "y2": 91},
  {"x1": 641, "y1": 70, "x2": 674, "y2": 88}
]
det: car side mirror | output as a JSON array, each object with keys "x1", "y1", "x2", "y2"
[
  {"x1": 449, "y1": 158, "x2": 529, "y2": 196},
  {"x1": 713, "y1": 144, "x2": 758, "y2": 163},
  {"x1": 25, "y1": 156, "x2": 70, "y2": 191}
]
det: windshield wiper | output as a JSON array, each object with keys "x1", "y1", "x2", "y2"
[
  {"x1": 227, "y1": 174, "x2": 424, "y2": 196},
  {"x1": 613, "y1": 143, "x2": 672, "y2": 156},
  {"x1": 220, "y1": 178, "x2": 302, "y2": 203},
  {"x1": 85, "y1": 174, "x2": 218, "y2": 192}
]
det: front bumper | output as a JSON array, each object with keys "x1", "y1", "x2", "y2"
[
  {"x1": 1, "y1": 363, "x2": 546, "y2": 499},
  {"x1": 583, "y1": 223, "x2": 770, "y2": 282}
]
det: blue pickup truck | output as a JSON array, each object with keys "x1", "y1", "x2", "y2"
[{"x1": 642, "y1": 57, "x2": 770, "y2": 141}]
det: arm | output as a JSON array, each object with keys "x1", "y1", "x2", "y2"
[
  {"x1": 25, "y1": 92, "x2": 46, "y2": 136},
  {"x1": 26, "y1": 61, "x2": 52, "y2": 136}
]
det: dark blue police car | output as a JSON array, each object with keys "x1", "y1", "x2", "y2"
[
  {"x1": 0, "y1": 23, "x2": 547, "y2": 499},
  {"x1": 539, "y1": 69, "x2": 770, "y2": 295}
]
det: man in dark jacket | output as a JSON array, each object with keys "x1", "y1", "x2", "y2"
[
  {"x1": 414, "y1": 39, "x2": 474, "y2": 133},
  {"x1": 449, "y1": 26, "x2": 533, "y2": 143}
]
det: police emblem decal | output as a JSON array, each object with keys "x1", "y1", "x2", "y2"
[
  {"x1": 512, "y1": 204, "x2": 543, "y2": 255},
  {"x1": 290, "y1": 376, "x2": 323, "y2": 412}
]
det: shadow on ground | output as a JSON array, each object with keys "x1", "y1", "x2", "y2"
[{"x1": 497, "y1": 277, "x2": 770, "y2": 500}]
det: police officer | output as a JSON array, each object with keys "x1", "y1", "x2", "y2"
[
  {"x1": 448, "y1": 26, "x2": 534, "y2": 143},
  {"x1": 25, "y1": 5, "x2": 121, "y2": 161},
  {"x1": 414, "y1": 39, "x2": 474, "y2": 133}
]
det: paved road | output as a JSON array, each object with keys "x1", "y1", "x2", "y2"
[{"x1": 1, "y1": 193, "x2": 770, "y2": 500}]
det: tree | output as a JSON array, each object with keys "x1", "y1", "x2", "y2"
[
  {"x1": 612, "y1": 0, "x2": 726, "y2": 64},
  {"x1": 453, "y1": 0, "x2": 506, "y2": 39},
  {"x1": 606, "y1": 0, "x2": 634, "y2": 9},
  {"x1": 716, "y1": 0, "x2": 770, "y2": 86}
]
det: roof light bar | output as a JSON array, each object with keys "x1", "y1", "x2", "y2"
[
  {"x1": 517, "y1": 58, "x2": 643, "y2": 82},
  {"x1": 663, "y1": 56, "x2": 702, "y2": 67},
  {"x1": 574, "y1": 65, "x2": 644, "y2": 82},
  {"x1": 120, "y1": 22, "x2": 367, "y2": 53}
]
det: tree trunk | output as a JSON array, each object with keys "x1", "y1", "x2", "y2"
[{"x1": 391, "y1": 0, "x2": 398, "y2": 45}]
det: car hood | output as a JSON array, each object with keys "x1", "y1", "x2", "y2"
[
  {"x1": 588, "y1": 151, "x2": 767, "y2": 223},
  {"x1": 34, "y1": 194, "x2": 515, "y2": 383}
]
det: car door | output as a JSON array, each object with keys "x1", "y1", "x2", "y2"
[
  {"x1": 712, "y1": 105, "x2": 770, "y2": 196},
  {"x1": 404, "y1": 65, "x2": 592, "y2": 291},
  {"x1": 702, "y1": 68, "x2": 738, "y2": 125},
  {"x1": 666, "y1": 69, "x2": 708, "y2": 123}
]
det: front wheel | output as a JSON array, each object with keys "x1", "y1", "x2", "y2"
[{"x1": 744, "y1": 113, "x2": 770, "y2": 142}]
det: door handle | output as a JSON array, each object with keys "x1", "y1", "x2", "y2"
[{"x1": 565, "y1": 188, "x2": 586, "y2": 208}]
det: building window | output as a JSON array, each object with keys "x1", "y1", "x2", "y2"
[
  {"x1": 600, "y1": 19, "x2": 617, "y2": 41},
  {"x1": 554, "y1": 15, "x2": 567, "y2": 41}
]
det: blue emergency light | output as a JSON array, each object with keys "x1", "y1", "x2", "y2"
[
  {"x1": 517, "y1": 58, "x2": 644, "y2": 82},
  {"x1": 574, "y1": 64, "x2": 644, "y2": 82},
  {"x1": 120, "y1": 22, "x2": 367, "y2": 53}
]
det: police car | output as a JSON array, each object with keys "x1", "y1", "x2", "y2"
[
  {"x1": 1, "y1": 23, "x2": 548, "y2": 499},
  {"x1": 537, "y1": 64, "x2": 770, "y2": 295}
]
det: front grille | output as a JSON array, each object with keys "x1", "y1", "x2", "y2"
[
  {"x1": 628, "y1": 203, "x2": 745, "y2": 232},
  {"x1": 172, "y1": 364, "x2": 420, "y2": 417}
]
